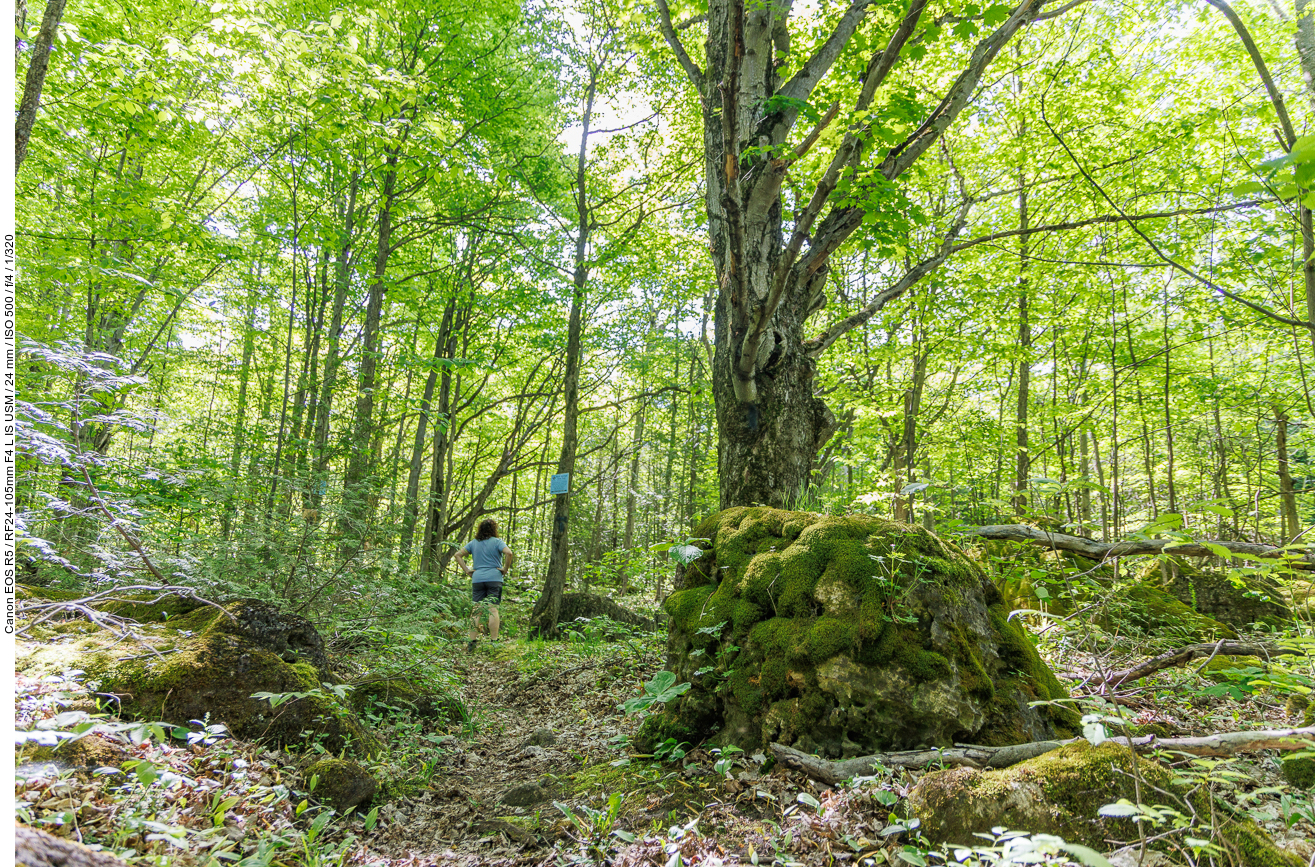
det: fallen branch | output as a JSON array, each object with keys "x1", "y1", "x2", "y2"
[
  {"x1": 770, "y1": 726, "x2": 1315, "y2": 785},
  {"x1": 963, "y1": 524, "x2": 1313, "y2": 569},
  {"x1": 16, "y1": 583, "x2": 234, "y2": 639},
  {"x1": 1088, "y1": 640, "x2": 1285, "y2": 689}
]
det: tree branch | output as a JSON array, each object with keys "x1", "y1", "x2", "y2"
[
  {"x1": 803, "y1": 201, "x2": 972, "y2": 356},
  {"x1": 960, "y1": 523, "x2": 1314, "y2": 568},
  {"x1": 1039, "y1": 92, "x2": 1315, "y2": 332},
  {"x1": 771, "y1": 728, "x2": 1315, "y2": 785},
  {"x1": 656, "y1": 0, "x2": 705, "y2": 95}
]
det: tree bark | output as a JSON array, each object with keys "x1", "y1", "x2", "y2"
[
  {"x1": 670, "y1": 0, "x2": 1045, "y2": 508},
  {"x1": 14, "y1": 0, "x2": 67, "y2": 173},
  {"x1": 1087, "y1": 640, "x2": 1282, "y2": 688}
]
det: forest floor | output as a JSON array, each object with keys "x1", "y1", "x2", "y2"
[{"x1": 15, "y1": 599, "x2": 1315, "y2": 867}]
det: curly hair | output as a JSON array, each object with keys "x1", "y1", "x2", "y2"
[{"x1": 475, "y1": 518, "x2": 499, "y2": 541}]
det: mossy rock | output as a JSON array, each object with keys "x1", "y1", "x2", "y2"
[
  {"x1": 1099, "y1": 582, "x2": 1237, "y2": 642},
  {"x1": 22, "y1": 733, "x2": 129, "y2": 769},
  {"x1": 1201, "y1": 656, "x2": 1266, "y2": 683},
  {"x1": 349, "y1": 677, "x2": 465, "y2": 723},
  {"x1": 1138, "y1": 557, "x2": 1290, "y2": 630},
  {"x1": 17, "y1": 598, "x2": 376, "y2": 757},
  {"x1": 644, "y1": 508, "x2": 1078, "y2": 758},
  {"x1": 909, "y1": 741, "x2": 1299, "y2": 867},
  {"x1": 306, "y1": 758, "x2": 377, "y2": 813},
  {"x1": 558, "y1": 592, "x2": 657, "y2": 632},
  {"x1": 1282, "y1": 756, "x2": 1315, "y2": 789}
]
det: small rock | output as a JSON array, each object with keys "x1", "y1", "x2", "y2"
[
  {"x1": 306, "y1": 758, "x2": 377, "y2": 813},
  {"x1": 18, "y1": 824, "x2": 129, "y2": 867},
  {"x1": 519, "y1": 745, "x2": 554, "y2": 760},
  {"x1": 520, "y1": 727, "x2": 557, "y2": 749},
  {"x1": 500, "y1": 782, "x2": 550, "y2": 807}
]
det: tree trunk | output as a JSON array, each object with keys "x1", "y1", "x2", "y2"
[
  {"x1": 400, "y1": 299, "x2": 457, "y2": 566},
  {"x1": 529, "y1": 73, "x2": 596, "y2": 637},
  {"x1": 623, "y1": 395, "x2": 646, "y2": 551},
  {"x1": 340, "y1": 155, "x2": 398, "y2": 560},
  {"x1": 14, "y1": 0, "x2": 68, "y2": 173},
  {"x1": 1275, "y1": 405, "x2": 1301, "y2": 544},
  {"x1": 670, "y1": 0, "x2": 1042, "y2": 509},
  {"x1": 309, "y1": 171, "x2": 358, "y2": 513}
]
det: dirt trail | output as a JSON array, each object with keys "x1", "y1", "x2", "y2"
[{"x1": 368, "y1": 643, "x2": 661, "y2": 864}]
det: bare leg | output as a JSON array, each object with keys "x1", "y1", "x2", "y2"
[
  {"x1": 469, "y1": 608, "x2": 483, "y2": 641},
  {"x1": 488, "y1": 605, "x2": 500, "y2": 640}
]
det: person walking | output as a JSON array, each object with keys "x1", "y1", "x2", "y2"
[{"x1": 455, "y1": 518, "x2": 515, "y2": 652}]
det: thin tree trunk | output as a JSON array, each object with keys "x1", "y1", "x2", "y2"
[
  {"x1": 340, "y1": 154, "x2": 398, "y2": 560},
  {"x1": 529, "y1": 72, "x2": 596, "y2": 637},
  {"x1": 14, "y1": 0, "x2": 68, "y2": 173},
  {"x1": 1275, "y1": 405, "x2": 1301, "y2": 544}
]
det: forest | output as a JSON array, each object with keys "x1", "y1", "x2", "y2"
[{"x1": 11, "y1": 0, "x2": 1315, "y2": 862}]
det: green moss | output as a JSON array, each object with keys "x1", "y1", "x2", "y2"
[
  {"x1": 1103, "y1": 583, "x2": 1237, "y2": 641},
  {"x1": 805, "y1": 617, "x2": 856, "y2": 663},
  {"x1": 659, "y1": 509, "x2": 1077, "y2": 756},
  {"x1": 665, "y1": 585, "x2": 715, "y2": 632},
  {"x1": 1282, "y1": 756, "x2": 1315, "y2": 789},
  {"x1": 1218, "y1": 819, "x2": 1304, "y2": 867},
  {"x1": 306, "y1": 758, "x2": 377, "y2": 813},
  {"x1": 760, "y1": 657, "x2": 790, "y2": 698},
  {"x1": 1201, "y1": 656, "x2": 1264, "y2": 682},
  {"x1": 728, "y1": 667, "x2": 765, "y2": 714}
]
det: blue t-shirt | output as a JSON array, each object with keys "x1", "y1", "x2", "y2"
[{"x1": 464, "y1": 537, "x2": 507, "y2": 584}]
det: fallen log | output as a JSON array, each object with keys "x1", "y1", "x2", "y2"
[
  {"x1": 963, "y1": 525, "x2": 1313, "y2": 569},
  {"x1": 769, "y1": 726, "x2": 1315, "y2": 786},
  {"x1": 1088, "y1": 640, "x2": 1285, "y2": 688}
]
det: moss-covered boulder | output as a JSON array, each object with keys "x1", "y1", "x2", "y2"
[
  {"x1": 1139, "y1": 557, "x2": 1289, "y2": 630},
  {"x1": 1098, "y1": 582, "x2": 1237, "y2": 642},
  {"x1": 559, "y1": 592, "x2": 657, "y2": 632},
  {"x1": 306, "y1": 758, "x2": 377, "y2": 813},
  {"x1": 1282, "y1": 756, "x2": 1315, "y2": 789},
  {"x1": 17, "y1": 597, "x2": 376, "y2": 756},
  {"x1": 908, "y1": 741, "x2": 1299, "y2": 867},
  {"x1": 22, "y1": 733, "x2": 129, "y2": 770},
  {"x1": 349, "y1": 676, "x2": 465, "y2": 723},
  {"x1": 643, "y1": 508, "x2": 1078, "y2": 757}
]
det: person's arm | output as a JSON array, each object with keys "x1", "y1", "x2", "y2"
[
  {"x1": 501, "y1": 547, "x2": 515, "y2": 575},
  {"x1": 456, "y1": 547, "x2": 473, "y2": 576}
]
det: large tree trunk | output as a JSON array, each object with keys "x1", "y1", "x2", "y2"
[
  {"x1": 713, "y1": 314, "x2": 834, "y2": 509},
  {"x1": 670, "y1": 0, "x2": 1043, "y2": 509}
]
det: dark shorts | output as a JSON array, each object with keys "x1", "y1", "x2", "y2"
[{"x1": 471, "y1": 582, "x2": 503, "y2": 605}]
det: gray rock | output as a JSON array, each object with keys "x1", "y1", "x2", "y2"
[
  {"x1": 307, "y1": 758, "x2": 377, "y2": 813},
  {"x1": 18, "y1": 824, "x2": 128, "y2": 867},
  {"x1": 520, "y1": 727, "x2": 556, "y2": 749},
  {"x1": 500, "y1": 782, "x2": 551, "y2": 806}
]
